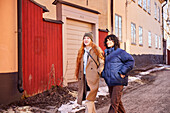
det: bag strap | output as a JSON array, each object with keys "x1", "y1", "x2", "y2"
[{"x1": 87, "y1": 51, "x2": 99, "y2": 68}]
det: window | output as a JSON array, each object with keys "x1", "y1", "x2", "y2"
[
  {"x1": 159, "y1": 36, "x2": 161, "y2": 49},
  {"x1": 143, "y1": 0, "x2": 147, "y2": 11},
  {"x1": 155, "y1": 35, "x2": 158, "y2": 48},
  {"x1": 139, "y1": 26, "x2": 143, "y2": 45},
  {"x1": 131, "y1": 23, "x2": 136, "y2": 44},
  {"x1": 158, "y1": 7, "x2": 160, "y2": 22},
  {"x1": 148, "y1": 0, "x2": 151, "y2": 14},
  {"x1": 154, "y1": 2, "x2": 157, "y2": 19},
  {"x1": 115, "y1": 14, "x2": 122, "y2": 41},
  {"x1": 148, "y1": 31, "x2": 152, "y2": 47},
  {"x1": 138, "y1": 0, "x2": 142, "y2": 7}
]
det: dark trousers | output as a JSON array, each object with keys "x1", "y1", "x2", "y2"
[{"x1": 108, "y1": 85, "x2": 125, "y2": 113}]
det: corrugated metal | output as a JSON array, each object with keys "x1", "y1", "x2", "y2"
[
  {"x1": 22, "y1": 0, "x2": 63, "y2": 96},
  {"x1": 99, "y1": 31, "x2": 108, "y2": 51}
]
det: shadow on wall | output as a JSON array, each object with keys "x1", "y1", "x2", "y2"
[{"x1": 132, "y1": 54, "x2": 163, "y2": 67}]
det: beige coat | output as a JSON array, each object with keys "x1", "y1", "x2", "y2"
[{"x1": 76, "y1": 47, "x2": 104, "y2": 105}]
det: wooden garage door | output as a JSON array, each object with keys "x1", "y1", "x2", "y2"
[{"x1": 66, "y1": 19, "x2": 92, "y2": 82}]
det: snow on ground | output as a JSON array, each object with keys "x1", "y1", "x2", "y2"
[{"x1": 58, "y1": 65, "x2": 170, "y2": 113}]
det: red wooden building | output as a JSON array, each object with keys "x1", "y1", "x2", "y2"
[
  {"x1": 22, "y1": 0, "x2": 63, "y2": 97},
  {"x1": 0, "y1": 0, "x2": 108, "y2": 104}
]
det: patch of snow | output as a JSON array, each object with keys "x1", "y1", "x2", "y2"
[
  {"x1": 58, "y1": 65, "x2": 167, "y2": 113},
  {"x1": 139, "y1": 67, "x2": 165, "y2": 75},
  {"x1": 97, "y1": 86, "x2": 109, "y2": 97},
  {"x1": 128, "y1": 75, "x2": 141, "y2": 82}
]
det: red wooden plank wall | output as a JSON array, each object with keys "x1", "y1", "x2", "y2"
[
  {"x1": 99, "y1": 31, "x2": 108, "y2": 51},
  {"x1": 22, "y1": 0, "x2": 63, "y2": 96},
  {"x1": 168, "y1": 49, "x2": 170, "y2": 65}
]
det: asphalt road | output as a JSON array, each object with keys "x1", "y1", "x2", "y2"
[{"x1": 97, "y1": 68, "x2": 170, "y2": 113}]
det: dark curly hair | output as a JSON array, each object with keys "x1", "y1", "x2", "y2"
[{"x1": 104, "y1": 34, "x2": 120, "y2": 50}]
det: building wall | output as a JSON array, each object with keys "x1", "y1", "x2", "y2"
[
  {"x1": 0, "y1": 0, "x2": 18, "y2": 73},
  {"x1": 63, "y1": 0, "x2": 108, "y2": 29},
  {"x1": 114, "y1": 0, "x2": 163, "y2": 55},
  {"x1": 22, "y1": 0, "x2": 63, "y2": 96},
  {"x1": 0, "y1": 0, "x2": 22, "y2": 104},
  {"x1": 34, "y1": 0, "x2": 56, "y2": 19}
]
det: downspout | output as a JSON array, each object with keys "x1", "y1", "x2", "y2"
[
  {"x1": 17, "y1": 0, "x2": 24, "y2": 93},
  {"x1": 162, "y1": 0, "x2": 167, "y2": 64},
  {"x1": 111, "y1": 0, "x2": 113, "y2": 34}
]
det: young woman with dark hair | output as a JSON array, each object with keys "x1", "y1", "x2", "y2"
[
  {"x1": 75, "y1": 32, "x2": 104, "y2": 113},
  {"x1": 102, "y1": 34, "x2": 135, "y2": 113}
]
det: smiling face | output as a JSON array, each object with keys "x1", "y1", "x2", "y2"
[
  {"x1": 106, "y1": 39, "x2": 114, "y2": 48},
  {"x1": 83, "y1": 36, "x2": 92, "y2": 46}
]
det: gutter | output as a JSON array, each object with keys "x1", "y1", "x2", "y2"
[
  {"x1": 162, "y1": 0, "x2": 168, "y2": 64},
  {"x1": 110, "y1": 0, "x2": 113, "y2": 33},
  {"x1": 17, "y1": 0, "x2": 24, "y2": 93}
]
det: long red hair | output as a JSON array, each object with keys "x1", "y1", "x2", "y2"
[{"x1": 75, "y1": 41, "x2": 104, "y2": 79}]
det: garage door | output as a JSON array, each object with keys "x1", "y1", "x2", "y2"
[{"x1": 66, "y1": 19, "x2": 92, "y2": 82}]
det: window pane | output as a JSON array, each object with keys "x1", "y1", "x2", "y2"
[
  {"x1": 158, "y1": 7, "x2": 160, "y2": 22},
  {"x1": 131, "y1": 24, "x2": 134, "y2": 43},
  {"x1": 115, "y1": 14, "x2": 122, "y2": 41},
  {"x1": 155, "y1": 35, "x2": 158, "y2": 48},
  {"x1": 119, "y1": 28, "x2": 122, "y2": 40},
  {"x1": 119, "y1": 17, "x2": 122, "y2": 41},
  {"x1": 115, "y1": 15, "x2": 118, "y2": 37},
  {"x1": 138, "y1": 0, "x2": 142, "y2": 6},
  {"x1": 131, "y1": 23, "x2": 136, "y2": 43},
  {"x1": 159, "y1": 36, "x2": 161, "y2": 48},
  {"x1": 148, "y1": 0, "x2": 151, "y2": 13},
  {"x1": 115, "y1": 15, "x2": 118, "y2": 27},
  {"x1": 143, "y1": 0, "x2": 147, "y2": 10},
  {"x1": 155, "y1": 3, "x2": 157, "y2": 19},
  {"x1": 139, "y1": 27, "x2": 143, "y2": 45},
  {"x1": 148, "y1": 32, "x2": 151, "y2": 47}
]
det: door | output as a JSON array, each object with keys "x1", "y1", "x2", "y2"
[{"x1": 65, "y1": 19, "x2": 93, "y2": 82}]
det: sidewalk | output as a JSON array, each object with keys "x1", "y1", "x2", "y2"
[{"x1": 0, "y1": 64, "x2": 169, "y2": 113}]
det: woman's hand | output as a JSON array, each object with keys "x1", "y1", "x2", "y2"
[{"x1": 120, "y1": 74, "x2": 125, "y2": 78}]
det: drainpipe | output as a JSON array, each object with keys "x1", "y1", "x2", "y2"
[
  {"x1": 162, "y1": 0, "x2": 167, "y2": 64},
  {"x1": 110, "y1": 0, "x2": 113, "y2": 34},
  {"x1": 17, "y1": 0, "x2": 24, "y2": 93}
]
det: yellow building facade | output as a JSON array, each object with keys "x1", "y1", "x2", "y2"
[
  {"x1": 33, "y1": 0, "x2": 165, "y2": 84},
  {"x1": 0, "y1": 0, "x2": 18, "y2": 73}
]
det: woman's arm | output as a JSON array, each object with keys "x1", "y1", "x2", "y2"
[
  {"x1": 97, "y1": 47, "x2": 105, "y2": 76},
  {"x1": 118, "y1": 51, "x2": 135, "y2": 76}
]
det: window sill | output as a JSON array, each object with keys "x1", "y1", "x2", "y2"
[
  {"x1": 148, "y1": 12, "x2": 151, "y2": 15},
  {"x1": 131, "y1": 43, "x2": 136, "y2": 45},
  {"x1": 132, "y1": 0, "x2": 135, "y2": 3},
  {"x1": 139, "y1": 44, "x2": 143, "y2": 46},
  {"x1": 138, "y1": 4, "x2": 142, "y2": 8},
  {"x1": 143, "y1": 8, "x2": 147, "y2": 12}
]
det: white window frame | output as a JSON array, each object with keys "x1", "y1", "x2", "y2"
[
  {"x1": 148, "y1": 31, "x2": 152, "y2": 47},
  {"x1": 139, "y1": 26, "x2": 143, "y2": 45},
  {"x1": 115, "y1": 14, "x2": 122, "y2": 41},
  {"x1": 131, "y1": 23, "x2": 136, "y2": 44},
  {"x1": 148, "y1": 0, "x2": 151, "y2": 14},
  {"x1": 155, "y1": 35, "x2": 158, "y2": 48}
]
